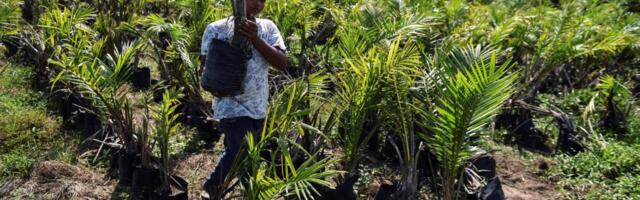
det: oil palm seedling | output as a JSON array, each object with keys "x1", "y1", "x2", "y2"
[
  {"x1": 415, "y1": 45, "x2": 517, "y2": 200},
  {"x1": 583, "y1": 75, "x2": 636, "y2": 138},
  {"x1": 243, "y1": 75, "x2": 340, "y2": 200},
  {"x1": 51, "y1": 40, "x2": 144, "y2": 154},
  {"x1": 595, "y1": 76, "x2": 635, "y2": 135},
  {"x1": 175, "y1": 0, "x2": 228, "y2": 51},
  {"x1": 208, "y1": 72, "x2": 339, "y2": 200},
  {"x1": 133, "y1": 15, "x2": 193, "y2": 87},
  {"x1": 123, "y1": 14, "x2": 210, "y2": 117},
  {"x1": 243, "y1": 133, "x2": 340, "y2": 200},
  {"x1": 94, "y1": 0, "x2": 145, "y2": 23},
  {"x1": 333, "y1": 45, "x2": 387, "y2": 182},
  {"x1": 5, "y1": 0, "x2": 640, "y2": 199},
  {"x1": 262, "y1": 0, "x2": 320, "y2": 46},
  {"x1": 39, "y1": 5, "x2": 96, "y2": 51},
  {"x1": 357, "y1": 0, "x2": 433, "y2": 43},
  {"x1": 152, "y1": 87, "x2": 188, "y2": 198},
  {"x1": 21, "y1": 5, "x2": 96, "y2": 90},
  {"x1": 425, "y1": 1, "x2": 639, "y2": 98},
  {"x1": 378, "y1": 39, "x2": 423, "y2": 198},
  {"x1": 137, "y1": 92, "x2": 154, "y2": 169},
  {"x1": 443, "y1": 1, "x2": 527, "y2": 48},
  {"x1": 432, "y1": 0, "x2": 639, "y2": 155},
  {"x1": 270, "y1": 70, "x2": 331, "y2": 164},
  {"x1": 121, "y1": 14, "x2": 177, "y2": 82},
  {"x1": 49, "y1": 39, "x2": 144, "y2": 184},
  {"x1": 513, "y1": 1, "x2": 638, "y2": 98}
]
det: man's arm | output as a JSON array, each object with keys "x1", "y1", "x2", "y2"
[{"x1": 237, "y1": 19, "x2": 289, "y2": 71}]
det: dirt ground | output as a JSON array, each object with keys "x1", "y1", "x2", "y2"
[
  {"x1": 0, "y1": 161, "x2": 116, "y2": 200},
  {"x1": 171, "y1": 151, "x2": 219, "y2": 199},
  {"x1": 0, "y1": 152, "x2": 221, "y2": 200},
  {"x1": 1, "y1": 149, "x2": 564, "y2": 200},
  {"x1": 495, "y1": 152, "x2": 561, "y2": 200}
]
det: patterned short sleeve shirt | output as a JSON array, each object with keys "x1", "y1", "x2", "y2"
[{"x1": 201, "y1": 17, "x2": 286, "y2": 120}]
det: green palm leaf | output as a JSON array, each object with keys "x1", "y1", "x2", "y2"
[{"x1": 416, "y1": 46, "x2": 517, "y2": 199}]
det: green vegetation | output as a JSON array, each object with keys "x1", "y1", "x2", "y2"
[
  {"x1": 553, "y1": 142, "x2": 640, "y2": 199},
  {"x1": 153, "y1": 88, "x2": 183, "y2": 192},
  {"x1": 0, "y1": 150, "x2": 36, "y2": 178},
  {"x1": 0, "y1": 66, "x2": 77, "y2": 179},
  {"x1": 0, "y1": 0, "x2": 639, "y2": 199},
  {"x1": 417, "y1": 48, "x2": 517, "y2": 199},
  {"x1": 0, "y1": 67, "x2": 57, "y2": 151}
]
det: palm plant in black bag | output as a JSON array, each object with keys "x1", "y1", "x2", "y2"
[{"x1": 201, "y1": 0, "x2": 252, "y2": 97}]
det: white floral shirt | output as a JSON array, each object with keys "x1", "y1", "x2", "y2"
[{"x1": 201, "y1": 17, "x2": 286, "y2": 120}]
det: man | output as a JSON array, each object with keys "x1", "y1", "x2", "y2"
[{"x1": 199, "y1": 0, "x2": 288, "y2": 198}]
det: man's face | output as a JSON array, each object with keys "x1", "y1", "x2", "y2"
[{"x1": 246, "y1": 0, "x2": 265, "y2": 18}]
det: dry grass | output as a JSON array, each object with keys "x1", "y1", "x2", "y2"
[{"x1": 1, "y1": 161, "x2": 116, "y2": 200}]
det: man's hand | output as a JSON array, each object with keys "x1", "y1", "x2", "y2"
[
  {"x1": 237, "y1": 19, "x2": 259, "y2": 42},
  {"x1": 236, "y1": 19, "x2": 290, "y2": 71}
]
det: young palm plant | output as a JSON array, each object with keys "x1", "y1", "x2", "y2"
[
  {"x1": 250, "y1": 75, "x2": 339, "y2": 200},
  {"x1": 415, "y1": 46, "x2": 517, "y2": 200},
  {"x1": 23, "y1": 5, "x2": 96, "y2": 90},
  {"x1": 242, "y1": 129, "x2": 340, "y2": 200},
  {"x1": 176, "y1": 0, "x2": 228, "y2": 51},
  {"x1": 212, "y1": 73, "x2": 340, "y2": 200},
  {"x1": 153, "y1": 87, "x2": 184, "y2": 193},
  {"x1": 333, "y1": 46, "x2": 387, "y2": 180},
  {"x1": 582, "y1": 75, "x2": 635, "y2": 138},
  {"x1": 380, "y1": 39, "x2": 423, "y2": 198},
  {"x1": 137, "y1": 92, "x2": 154, "y2": 168},
  {"x1": 51, "y1": 40, "x2": 144, "y2": 152},
  {"x1": 123, "y1": 14, "x2": 210, "y2": 115},
  {"x1": 515, "y1": 1, "x2": 637, "y2": 98}
]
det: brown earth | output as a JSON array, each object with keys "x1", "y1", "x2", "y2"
[
  {"x1": 0, "y1": 160, "x2": 116, "y2": 200},
  {"x1": 495, "y1": 152, "x2": 561, "y2": 200},
  {"x1": 0, "y1": 152, "x2": 223, "y2": 200},
  {"x1": 171, "y1": 151, "x2": 220, "y2": 199},
  {"x1": 1, "y1": 145, "x2": 566, "y2": 200}
]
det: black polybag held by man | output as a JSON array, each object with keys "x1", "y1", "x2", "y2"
[{"x1": 199, "y1": 0, "x2": 288, "y2": 198}]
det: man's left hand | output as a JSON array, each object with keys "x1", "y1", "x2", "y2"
[{"x1": 237, "y1": 19, "x2": 259, "y2": 42}]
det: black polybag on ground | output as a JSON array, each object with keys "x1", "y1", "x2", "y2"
[
  {"x1": 465, "y1": 154, "x2": 505, "y2": 200},
  {"x1": 477, "y1": 177, "x2": 505, "y2": 200},
  {"x1": 555, "y1": 114, "x2": 585, "y2": 155}
]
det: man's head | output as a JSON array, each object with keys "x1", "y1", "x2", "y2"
[{"x1": 246, "y1": 0, "x2": 265, "y2": 19}]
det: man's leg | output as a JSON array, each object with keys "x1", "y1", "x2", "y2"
[
  {"x1": 237, "y1": 118, "x2": 265, "y2": 189},
  {"x1": 203, "y1": 117, "x2": 263, "y2": 196}
]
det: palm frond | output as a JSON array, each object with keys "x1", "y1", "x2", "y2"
[
  {"x1": 153, "y1": 87, "x2": 184, "y2": 190},
  {"x1": 334, "y1": 47, "x2": 387, "y2": 172},
  {"x1": 103, "y1": 40, "x2": 143, "y2": 87},
  {"x1": 432, "y1": 44, "x2": 500, "y2": 76},
  {"x1": 244, "y1": 133, "x2": 341, "y2": 200},
  {"x1": 597, "y1": 75, "x2": 632, "y2": 99},
  {"x1": 40, "y1": 5, "x2": 96, "y2": 45},
  {"x1": 416, "y1": 46, "x2": 517, "y2": 199}
]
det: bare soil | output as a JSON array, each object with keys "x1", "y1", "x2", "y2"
[
  {"x1": 172, "y1": 151, "x2": 219, "y2": 199},
  {"x1": 0, "y1": 146, "x2": 567, "y2": 200},
  {"x1": 494, "y1": 152, "x2": 561, "y2": 200},
  {"x1": 0, "y1": 161, "x2": 116, "y2": 200}
]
